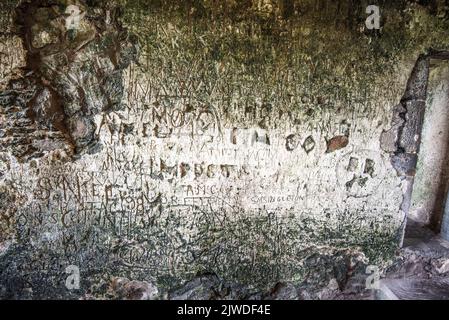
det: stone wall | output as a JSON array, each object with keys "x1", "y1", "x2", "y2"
[{"x1": 1, "y1": 0, "x2": 449, "y2": 299}]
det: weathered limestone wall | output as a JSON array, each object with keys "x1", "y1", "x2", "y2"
[{"x1": 1, "y1": 0, "x2": 449, "y2": 299}]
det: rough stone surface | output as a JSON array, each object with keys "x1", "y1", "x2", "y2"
[
  {"x1": 1, "y1": 0, "x2": 138, "y2": 161},
  {"x1": 409, "y1": 60, "x2": 449, "y2": 232},
  {"x1": 1, "y1": 0, "x2": 449, "y2": 300}
]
